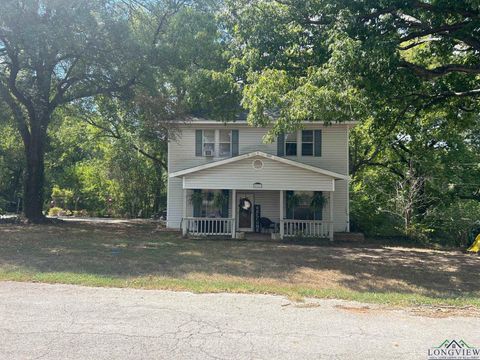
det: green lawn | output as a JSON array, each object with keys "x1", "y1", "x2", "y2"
[{"x1": 0, "y1": 220, "x2": 479, "y2": 308}]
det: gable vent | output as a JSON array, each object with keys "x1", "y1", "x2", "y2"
[{"x1": 252, "y1": 159, "x2": 264, "y2": 170}]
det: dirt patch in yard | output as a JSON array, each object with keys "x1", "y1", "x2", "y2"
[{"x1": 0, "y1": 221, "x2": 479, "y2": 307}]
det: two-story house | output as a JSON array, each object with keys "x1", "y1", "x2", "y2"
[{"x1": 167, "y1": 119, "x2": 353, "y2": 240}]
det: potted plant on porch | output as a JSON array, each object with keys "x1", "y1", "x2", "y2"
[
  {"x1": 189, "y1": 191, "x2": 204, "y2": 213},
  {"x1": 213, "y1": 192, "x2": 228, "y2": 213},
  {"x1": 310, "y1": 192, "x2": 327, "y2": 216}
]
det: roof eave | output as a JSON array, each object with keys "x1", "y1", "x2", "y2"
[{"x1": 169, "y1": 151, "x2": 349, "y2": 180}]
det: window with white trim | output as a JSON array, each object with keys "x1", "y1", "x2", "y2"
[
  {"x1": 202, "y1": 130, "x2": 215, "y2": 156},
  {"x1": 219, "y1": 130, "x2": 232, "y2": 157},
  {"x1": 302, "y1": 130, "x2": 314, "y2": 156},
  {"x1": 285, "y1": 132, "x2": 297, "y2": 156}
]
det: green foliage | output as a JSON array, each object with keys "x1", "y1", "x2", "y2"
[
  {"x1": 0, "y1": 0, "x2": 209, "y2": 221},
  {"x1": 213, "y1": 192, "x2": 228, "y2": 210},
  {"x1": 424, "y1": 201, "x2": 480, "y2": 247},
  {"x1": 72, "y1": 210, "x2": 89, "y2": 217},
  {"x1": 0, "y1": 199, "x2": 6, "y2": 215},
  {"x1": 225, "y1": 0, "x2": 480, "y2": 245},
  {"x1": 310, "y1": 193, "x2": 327, "y2": 212},
  {"x1": 190, "y1": 191, "x2": 205, "y2": 209},
  {"x1": 51, "y1": 186, "x2": 74, "y2": 210},
  {"x1": 350, "y1": 116, "x2": 480, "y2": 244},
  {"x1": 1, "y1": 0, "x2": 479, "y2": 245},
  {"x1": 0, "y1": 113, "x2": 24, "y2": 213},
  {"x1": 46, "y1": 113, "x2": 166, "y2": 218},
  {"x1": 48, "y1": 207, "x2": 64, "y2": 217},
  {"x1": 286, "y1": 193, "x2": 301, "y2": 210},
  {"x1": 0, "y1": 1, "x2": 233, "y2": 220}
]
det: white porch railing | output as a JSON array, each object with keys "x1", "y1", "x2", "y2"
[
  {"x1": 280, "y1": 220, "x2": 333, "y2": 239},
  {"x1": 182, "y1": 217, "x2": 235, "y2": 237}
]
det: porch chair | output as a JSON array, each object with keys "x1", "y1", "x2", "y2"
[{"x1": 259, "y1": 217, "x2": 277, "y2": 233}]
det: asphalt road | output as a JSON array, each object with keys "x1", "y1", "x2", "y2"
[{"x1": 0, "y1": 282, "x2": 479, "y2": 360}]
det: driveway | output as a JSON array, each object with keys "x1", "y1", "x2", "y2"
[{"x1": 0, "y1": 282, "x2": 479, "y2": 360}]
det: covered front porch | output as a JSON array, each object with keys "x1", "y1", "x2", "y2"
[
  {"x1": 169, "y1": 151, "x2": 348, "y2": 240},
  {"x1": 180, "y1": 189, "x2": 335, "y2": 240}
]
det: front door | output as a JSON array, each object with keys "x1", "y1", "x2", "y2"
[{"x1": 237, "y1": 193, "x2": 254, "y2": 232}]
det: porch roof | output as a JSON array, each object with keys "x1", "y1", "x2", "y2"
[{"x1": 169, "y1": 151, "x2": 349, "y2": 180}]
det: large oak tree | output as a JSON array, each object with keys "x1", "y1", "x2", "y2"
[{"x1": 0, "y1": 0, "x2": 175, "y2": 222}]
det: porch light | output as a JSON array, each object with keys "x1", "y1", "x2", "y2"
[{"x1": 253, "y1": 182, "x2": 262, "y2": 188}]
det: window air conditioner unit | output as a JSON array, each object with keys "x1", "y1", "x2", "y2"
[{"x1": 203, "y1": 149, "x2": 214, "y2": 157}]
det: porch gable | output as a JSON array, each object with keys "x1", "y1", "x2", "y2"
[
  {"x1": 182, "y1": 156, "x2": 336, "y2": 192},
  {"x1": 170, "y1": 151, "x2": 347, "y2": 192}
]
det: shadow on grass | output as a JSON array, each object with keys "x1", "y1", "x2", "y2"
[{"x1": 0, "y1": 221, "x2": 479, "y2": 302}]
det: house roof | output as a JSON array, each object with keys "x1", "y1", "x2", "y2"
[
  {"x1": 185, "y1": 117, "x2": 358, "y2": 126},
  {"x1": 169, "y1": 151, "x2": 350, "y2": 180}
]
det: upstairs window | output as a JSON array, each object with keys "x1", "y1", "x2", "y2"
[
  {"x1": 285, "y1": 132, "x2": 297, "y2": 156},
  {"x1": 277, "y1": 129, "x2": 322, "y2": 157},
  {"x1": 302, "y1": 130, "x2": 314, "y2": 156},
  {"x1": 202, "y1": 130, "x2": 215, "y2": 156},
  {"x1": 196, "y1": 129, "x2": 239, "y2": 157},
  {"x1": 219, "y1": 130, "x2": 232, "y2": 157}
]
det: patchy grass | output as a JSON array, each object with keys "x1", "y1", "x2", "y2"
[{"x1": 0, "y1": 221, "x2": 479, "y2": 308}]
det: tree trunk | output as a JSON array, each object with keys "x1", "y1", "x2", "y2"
[
  {"x1": 152, "y1": 165, "x2": 163, "y2": 215},
  {"x1": 23, "y1": 127, "x2": 46, "y2": 223}
]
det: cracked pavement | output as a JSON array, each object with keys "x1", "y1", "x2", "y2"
[{"x1": 0, "y1": 282, "x2": 479, "y2": 360}]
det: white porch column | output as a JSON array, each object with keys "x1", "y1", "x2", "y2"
[
  {"x1": 279, "y1": 190, "x2": 284, "y2": 239},
  {"x1": 329, "y1": 191, "x2": 334, "y2": 241},
  {"x1": 231, "y1": 189, "x2": 236, "y2": 239},
  {"x1": 182, "y1": 188, "x2": 187, "y2": 236}
]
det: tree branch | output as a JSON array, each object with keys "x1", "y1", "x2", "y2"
[
  {"x1": 82, "y1": 114, "x2": 167, "y2": 171},
  {"x1": 60, "y1": 78, "x2": 136, "y2": 104},
  {"x1": 399, "y1": 21, "x2": 471, "y2": 43},
  {"x1": 399, "y1": 60, "x2": 480, "y2": 78},
  {"x1": 0, "y1": 81, "x2": 30, "y2": 143},
  {"x1": 0, "y1": 35, "x2": 37, "y2": 123}
]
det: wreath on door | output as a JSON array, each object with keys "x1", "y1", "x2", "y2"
[{"x1": 239, "y1": 198, "x2": 252, "y2": 211}]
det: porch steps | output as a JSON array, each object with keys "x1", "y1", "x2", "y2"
[{"x1": 244, "y1": 233, "x2": 276, "y2": 241}]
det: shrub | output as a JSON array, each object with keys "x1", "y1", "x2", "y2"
[
  {"x1": 424, "y1": 200, "x2": 480, "y2": 247},
  {"x1": 48, "y1": 207, "x2": 63, "y2": 216},
  {"x1": 51, "y1": 185, "x2": 74, "y2": 210},
  {"x1": 0, "y1": 198, "x2": 6, "y2": 215},
  {"x1": 72, "y1": 209, "x2": 88, "y2": 217},
  {"x1": 58, "y1": 209, "x2": 73, "y2": 216}
]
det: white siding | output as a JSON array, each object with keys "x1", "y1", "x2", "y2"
[
  {"x1": 166, "y1": 176, "x2": 183, "y2": 228},
  {"x1": 333, "y1": 180, "x2": 349, "y2": 232},
  {"x1": 183, "y1": 156, "x2": 335, "y2": 191},
  {"x1": 168, "y1": 124, "x2": 349, "y2": 174},
  {"x1": 251, "y1": 190, "x2": 280, "y2": 223},
  {"x1": 167, "y1": 122, "x2": 351, "y2": 232}
]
